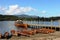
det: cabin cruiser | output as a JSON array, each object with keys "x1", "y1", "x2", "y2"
[{"x1": 15, "y1": 20, "x2": 28, "y2": 29}]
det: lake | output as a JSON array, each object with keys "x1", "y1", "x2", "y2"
[{"x1": 0, "y1": 21, "x2": 59, "y2": 35}]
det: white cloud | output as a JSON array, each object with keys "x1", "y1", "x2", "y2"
[
  {"x1": 41, "y1": 10, "x2": 46, "y2": 14},
  {"x1": 0, "y1": 7, "x2": 7, "y2": 14},
  {"x1": 0, "y1": 7, "x2": 6, "y2": 11},
  {"x1": 0, "y1": 5, "x2": 46, "y2": 15},
  {"x1": 0, "y1": 5, "x2": 36, "y2": 15},
  {"x1": 5, "y1": 5, "x2": 20, "y2": 15}
]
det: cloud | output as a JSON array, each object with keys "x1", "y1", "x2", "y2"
[
  {"x1": 0, "y1": 5, "x2": 36, "y2": 15},
  {"x1": 0, "y1": 7, "x2": 6, "y2": 14},
  {"x1": 41, "y1": 10, "x2": 46, "y2": 14},
  {"x1": 0, "y1": 7, "x2": 6, "y2": 11},
  {"x1": 0, "y1": 5, "x2": 46, "y2": 15}
]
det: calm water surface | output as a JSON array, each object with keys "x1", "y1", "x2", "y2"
[
  {"x1": 0, "y1": 21, "x2": 59, "y2": 35},
  {"x1": 0, "y1": 21, "x2": 17, "y2": 35}
]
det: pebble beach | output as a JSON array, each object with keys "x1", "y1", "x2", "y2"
[{"x1": 1, "y1": 31, "x2": 60, "y2": 40}]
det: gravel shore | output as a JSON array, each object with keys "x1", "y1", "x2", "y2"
[{"x1": 1, "y1": 31, "x2": 60, "y2": 40}]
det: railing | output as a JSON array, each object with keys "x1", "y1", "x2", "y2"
[
  {"x1": 23, "y1": 20, "x2": 60, "y2": 31},
  {"x1": 23, "y1": 20, "x2": 60, "y2": 27}
]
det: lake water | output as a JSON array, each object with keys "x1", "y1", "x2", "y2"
[{"x1": 0, "y1": 21, "x2": 60, "y2": 35}]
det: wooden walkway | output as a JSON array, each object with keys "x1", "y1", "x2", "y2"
[
  {"x1": 28, "y1": 24, "x2": 60, "y2": 27},
  {"x1": 28, "y1": 24, "x2": 60, "y2": 31}
]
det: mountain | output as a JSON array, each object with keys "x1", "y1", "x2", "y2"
[{"x1": 15, "y1": 14, "x2": 39, "y2": 18}]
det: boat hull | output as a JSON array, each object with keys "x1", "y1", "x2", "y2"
[{"x1": 15, "y1": 24, "x2": 28, "y2": 28}]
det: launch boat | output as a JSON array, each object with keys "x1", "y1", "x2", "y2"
[{"x1": 15, "y1": 20, "x2": 28, "y2": 29}]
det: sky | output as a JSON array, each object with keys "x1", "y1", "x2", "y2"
[{"x1": 0, "y1": 0, "x2": 60, "y2": 17}]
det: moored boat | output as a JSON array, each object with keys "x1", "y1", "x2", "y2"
[
  {"x1": 15, "y1": 20, "x2": 28, "y2": 29},
  {"x1": 15, "y1": 23, "x2": 28, "y2": 28}
]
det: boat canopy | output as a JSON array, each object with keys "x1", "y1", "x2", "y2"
[{"x1": 15, "y1": 20, "x2": 23, "y2": 24}]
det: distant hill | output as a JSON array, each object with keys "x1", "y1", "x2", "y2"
[{"x1": 15, "y1": 14, "x2": 39, "y2": 18}]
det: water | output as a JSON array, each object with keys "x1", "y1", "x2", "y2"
[
  {"x1": 0, "y1": 21, "x2": 17, "y2": 35},
  {"x1": 0, "y1": 21, "x2": 59, "y2": 35}
]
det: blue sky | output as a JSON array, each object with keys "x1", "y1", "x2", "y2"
[{"x1": 0, "y1": 0, "x2": 60, "y2": 17}]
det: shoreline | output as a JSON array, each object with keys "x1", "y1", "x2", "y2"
[{"x1": 0, "y1": 31, "x2": 60, "y2": 40}]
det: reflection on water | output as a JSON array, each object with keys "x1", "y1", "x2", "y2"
[{"x1": 0, "y1": 21, "x2": 59, "y2": 35}]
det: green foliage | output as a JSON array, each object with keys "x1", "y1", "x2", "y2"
[
  {"x1": 0, "y1": 14, "x2": 60, "y2": 21},
  {"x1": 0, "y1": 14, "x2": 18, "y2": 21}
]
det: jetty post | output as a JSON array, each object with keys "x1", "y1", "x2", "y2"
[
  {"x1": 44, "y1": 17, "x2": 46, "y2": 29},
  {"x1": 38, "y1": 16, "x2": 39, "y2": 29},
  {"x1": 51, "y1": 19, "x2": 53, "y2": 30},
  {"x1": 59, "y1": 20, "x2": 60, "y2": 31}
]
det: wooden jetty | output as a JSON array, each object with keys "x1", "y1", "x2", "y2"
[
  {"x1": 23, "y1": 20, "x2": 60, "y2": 31},
  {"x1": 28, "y1": 24, "x2": 60, "y2": 31}
]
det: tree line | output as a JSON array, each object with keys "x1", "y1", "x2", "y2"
[{"x1": 0, "y1": 14, "x2": 60, "y2": 21}]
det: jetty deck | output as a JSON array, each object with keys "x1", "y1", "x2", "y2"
[
  {"x1": 28, "y1": 24, "x2": 60, "y2": 31},
  {"x1": 23, "y1": 20, "x2": 60, "y2": 31}
]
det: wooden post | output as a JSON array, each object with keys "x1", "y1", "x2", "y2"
[
  {"x1": 31, "y1": 20, "x2": 32, "y2": 24},
  {"x1": 48, "y1": 27, "x2": 49, "y2": 29},
  {"x1": 42, "y1": 17, "x2": 45, "y2": 29},
  {"x1": 55, "y1": 27, "x2": 56, "y2": 31},
  {"x1": 51, "y1": 20, "x2": 53, "y2": 30},
  {"x1": 59, "y1": 20, "x2": 60, "y2": 31}
]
